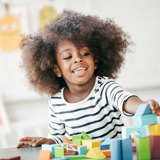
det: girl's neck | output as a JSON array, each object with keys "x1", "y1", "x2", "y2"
[{"x1": 64, "y1": 76, "x2": 96, "y2": 103}]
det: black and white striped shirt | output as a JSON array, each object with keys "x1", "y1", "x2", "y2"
[{"x1": 48, "y1": 76, "x2": 134, "y2": 143}]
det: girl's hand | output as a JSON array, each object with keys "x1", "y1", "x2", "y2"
[
  {"x1": 145, "y1": 99, "x2": 160, "y2": 116},
  {"x1": 17, "y1": 137, "x2": 56, "y2": 148}
]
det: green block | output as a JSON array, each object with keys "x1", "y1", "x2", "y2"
[
  {"x1": 64, "y1": 155, "x2": 86, "y2": 160},
  {"x1": 72, "y1": 135, "x2": 82, "y2": 145},
  {"x1": 55, "y1": 147, "x2": 64, "y2": 158},
  {"x1": 136, "y1": 137, "x2": 150, "y2": 160},
  {"x1": 81, "y1": 132, "x2": 91, "y2": 140}
]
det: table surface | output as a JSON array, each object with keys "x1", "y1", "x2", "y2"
[{"x1": 0, "y1": 147, "x2": 137, "y2": 160}]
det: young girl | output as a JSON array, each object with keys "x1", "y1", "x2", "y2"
[{"x1": 17, "y1": 10, "x2": 160, "y2": 147}]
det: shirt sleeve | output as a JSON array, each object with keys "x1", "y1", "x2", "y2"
[
  {"x1": 106, "y1": 80, "x2": 136, "y2": 116},
  {"x1": 47, "y1": 99, "x2": 66, "y2": 143}
]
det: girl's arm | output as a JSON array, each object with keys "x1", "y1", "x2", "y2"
[{"x1": 124, "y1": 96, "x2": 160, "y2": 116}]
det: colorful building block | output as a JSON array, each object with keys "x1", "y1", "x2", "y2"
[
  {"x1": 122, "y1": 126, "x2": 148, "y2": 139},
  {"x1": 64, "y1": 150, "x2": 77, "y2": 156},
  {"x1": 101, "y1": 149, "x2": 111, "y2": 158},
  {"x1": 149, "y1": 124, "x2": 160, "y2": 136},
  {"x1": 81, "y1": 131, "x2": 91, "y2": 140},
  {"x1": 122, "y1": 138, "x2": 133, "y2": 160},
  {"x1": 64, "y1": 155, "x2": 86, "y2": 160},
  {"x1": 101, "y1": 137, "x2": 110, "y2": 145},
  {"x1": 100, "y1": 144, "x2": 110, "y2": 150},
  {"x1": 110, "y1": 138, "x2": 122, "y2": 160},
  {"x1": 62, "y1": 136, "x2": 72, "y2": 144},
  {"x1": 135, "y1": 104, "x2": 152, "y2": 116},
  {"x1": 55, "y1": 147, "x2": 64, "y2": 158},
  {"x1": 78, "y1": 146, "x2": 87, "y2": 155},
  {"x1": 86, "y1": 147, "x2": 106, "y2": 159},
  {"x1": 42, "y1": 144, "x2": 59, "y2": 157},
  {"x1": 81, "y1": 140, "x2": 101, "y2": 150},
  {"x1": 133, "y1": 114, "x2": 157, "y2": 127},
  {"x1": 38, "y1": 150, "x2": 52, "y2": 160},
  {"x1": 136, "y1": 137, "x2": 150, "y2": 160},
  {"x1": 149, "y1": 136, "x2": 160, "y2": 159},
  {"x1": 72, "y1": 135, "x2": 82, "y2": 145}
]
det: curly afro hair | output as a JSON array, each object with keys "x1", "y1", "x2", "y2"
[{"x1": 20, "y1": 10, "x2": 130, "y2": 96}]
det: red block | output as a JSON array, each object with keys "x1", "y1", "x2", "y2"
[
  {"x1": 0, "y1": 156, "x2": 21, "y2": 160},
  {"x1": 64, "y1": 150, "x2": 77, "y2": 156},
  {"x1": 149, "y1": 136, "x2": 160, "y2": 159},
  {"x1": 132, "y1": 143, "x2": 136, "y2": 152}
]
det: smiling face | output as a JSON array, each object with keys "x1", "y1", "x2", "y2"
[{"x1": 53, "y1": 40, "x2": 96, "y2": 87}]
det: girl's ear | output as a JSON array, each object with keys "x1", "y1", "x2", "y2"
[{"x1": 53, "y1": 64, "x2": 62, "y2": 77}]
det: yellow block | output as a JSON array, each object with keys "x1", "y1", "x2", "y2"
[
  {"x1": 82, "y1": 140, "x2": 101, "y2": 150},
  {"x1": 149, "y1": 124, "x2": 160, "y2": 136},
  {"x1": 86, "y1": 147, "x2": 105, "y2": 159}
]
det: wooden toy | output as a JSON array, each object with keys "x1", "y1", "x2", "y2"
[
  {"x1": 122, "y1": 138, "x2": 133, "y2": 160},
  {"x1": 149, "y1": 136, "x2": 160, "y2": 159},
  {"x1": 78, "y1": 146, "x2": 87, "y2": 155},
  {"x1": 86, "y1": 147, "x2": 106, "y2": 159},
  {"x1": 102, "y1": 149, "x2": 111, "y2": 158},
  {"x1": 122, "y1": 126, "x2": 148, "y2": 139},
  {"x1": 136, "y1": 137, "x2": 150, "y2": 160},
  {"x1": 63, "y1": 155, "x2": 86, "y2": 160},
  {"x1": 55, "y1": 147, "x2": 64, "y2": 158},
  {"x1": 38, "y1": 150, "x2": 52, "y2": 160},
  {"x1": 100, "y1": 144, "x2": 110, "y2": 150},
  {"x1": 63, "y1": 136, "x2": 72, "y2": 144},
  {"x1": 81, "y1": 131, "x2": 91, "y2": 140},
  {"x1": 133, "y1": 114, "x2": 157, "y2": 127},
  {"x1": 149, "y1": 124, "x2": 160, "y2": 136},
  {"x1": 135, "y1": 104, "x2": 152, "y2": 116},
  {"x1": 0, "y1": 156, "x2": 21, "y2": 160},
  {"x1": 81, "y1": 140, "x2": 101, "y2": 150},
  {"x1": 110, "y1": 138, "x2": 122, "y2": 160},
  {"x1": 42, "y1": 144, "x2": 59, "y2": 157},
  {"x1": 72, "y1": 135, "x2": 82, "y2": 145},
  {"x1": 64, "y1": 150, "x2": 77, "y2": 156}
]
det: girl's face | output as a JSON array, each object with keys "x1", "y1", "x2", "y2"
[{"x1": 53, "y1": 40, "x2": 96, "y2": 86}]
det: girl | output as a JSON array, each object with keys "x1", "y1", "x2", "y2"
[{"x1": 17, "y1": 10, "x2": 160, "y2": 147}]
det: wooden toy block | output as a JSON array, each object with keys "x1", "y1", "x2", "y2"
[
  {"x1": 135, "y1": 104, "x2": 152, "y2": 116},
  {"x1": 110, "y1": 138, "x2": 122, "y2": 160},
  {"x1": 64, "y1": 150, "x2": 77, "y2": 156},
  {"x1": 133, "y1": 114, "x2": 157, "y2": 127},
  {"x1": 136, "y1": 137, "x2": 150, "y2": 160},
  {"x1": 101, "y1": 137, "x2": 110, "y2": 145},
  {"x1": 72, "y1": 135, "x2": 82, "y2": 145},
  {"x1": 100, "y1": 144, "x2": 110, "y2": 150},
  {"x1": 63, "y1": 136, "x2": 72, "y2": 144},
  {"x1": 122, "y1": 138, "x2": 133, "y2": 160},
  {"x1": 38, "y1": 150, "x2": 52, "y2": 160},
  {"x1": 55, "y1": 147, "x2": 64, "y2": 158},
  {"x1": 122, "y1": 126, "x2": 148, "y2": 139},
  {"x1": 86, "y1": 147, "x2": 106, "y2": 159},
  {"x1": 0, "y1": 156, "x2": 21, "y2": 160},
  {"x1": 42, "y1": 144, "x2": 58, "y2": 157},
  {"x1": 149, "y1": 124, "x2": 160, "y2": 136},
  {"x1": 64, "y1": 155, "x2": 86, "y2": 160},
  {"x1": 78, "y1": 146, "x2": 87, "y2": 155},
  {"x1": 149, "y1": 136, "x2": 160, "y2": 159},
  {"x1": 132, "y1": 142, "x2": 136, "y2": 152},
  {"x1": 81, "y1": 140, "x2": 101, "y2": 150},
  {"x1": 65, "y1": 143, "x2": 78, "y2": 152},
  {"x1": 102, "y1": 149, "x2": 111, "y2": 158},
  {"x1": 81, "y1": 131, "x2": 91, "y2": 140}
]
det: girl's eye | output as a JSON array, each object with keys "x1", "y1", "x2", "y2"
[
  {"x1": 82, "y1": 52, "x2": 90, "y2": 56},
  {"x1": 63, "y1": 56, "x2": 72, "y2": 60}
]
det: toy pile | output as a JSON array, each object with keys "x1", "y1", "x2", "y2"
[{"x1": 38, "y1": 104, "x2": 160, "y2": 160}]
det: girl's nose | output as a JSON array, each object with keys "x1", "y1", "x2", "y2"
[{"x1": 74, "y1": 55, "x2": 83, "y2": 63}]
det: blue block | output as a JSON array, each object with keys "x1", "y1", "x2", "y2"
[
  {"x1": 78, "y1": 146, "x2": 87, "y2": 155},
  {"x1": 133, "y1": 114, "x2": 157, "y2": 127},
  {"x1": 110, "y1": 138, "x2": 122, "y2": 160},
  {"x1": 135, "y1": 104, "x2": 152, "y2": 116},
  {"x1": 100, "y1": 144, "x2": 110, "y2": 150},
  {"x1": 122, "y1": 138, "x2": 133, "y2": 160},
  {"x1": 122, "y1": 126, "x2": 148, "y2": 139},
  {"x1": 102, "y1": 137, "x2": 111, "y2": 145}
]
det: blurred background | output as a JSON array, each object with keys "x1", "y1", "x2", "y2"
[{"x1": 0, "y1": 0, "x2": 160, "y2": 148}]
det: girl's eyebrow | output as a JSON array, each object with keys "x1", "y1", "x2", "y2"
[{"x1": 59, "y1": 48, "x2": 71, "y2": 54}]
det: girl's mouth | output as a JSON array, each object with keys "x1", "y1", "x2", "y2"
[{"x1": 72, "y1": 67, "x2": 87, "y2": 76}]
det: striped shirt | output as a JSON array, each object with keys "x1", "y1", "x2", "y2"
[{"x1": 48, "y1": 76, "x2": 134, "y2": 143}]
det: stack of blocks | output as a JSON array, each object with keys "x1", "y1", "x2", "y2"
[
  {"x1": 38, "y1": 131, "x2": 111, "y2": 160},
  {"x1": 38, "y1": 104, "x2": 160, "y2": 160},
  {"x1": 121, "y1": 104, "x2": 160, "y2": 160}
]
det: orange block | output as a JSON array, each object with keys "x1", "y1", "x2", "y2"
[
  {"x1": 149, "y1": 124, "x2": 160, "y2": 136},
  {"x1": 63, "y1": 136, "x2": 72, "y2": 144},
  {"x1": 38, "y1": 150, "x2": 52, "y2": 160},
  {"x1": 102, "y1": 149, "x2": 111, "y2": 158},
  {"x1": 66, "y1": 143, "x2": 78, "y2": 151}
]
